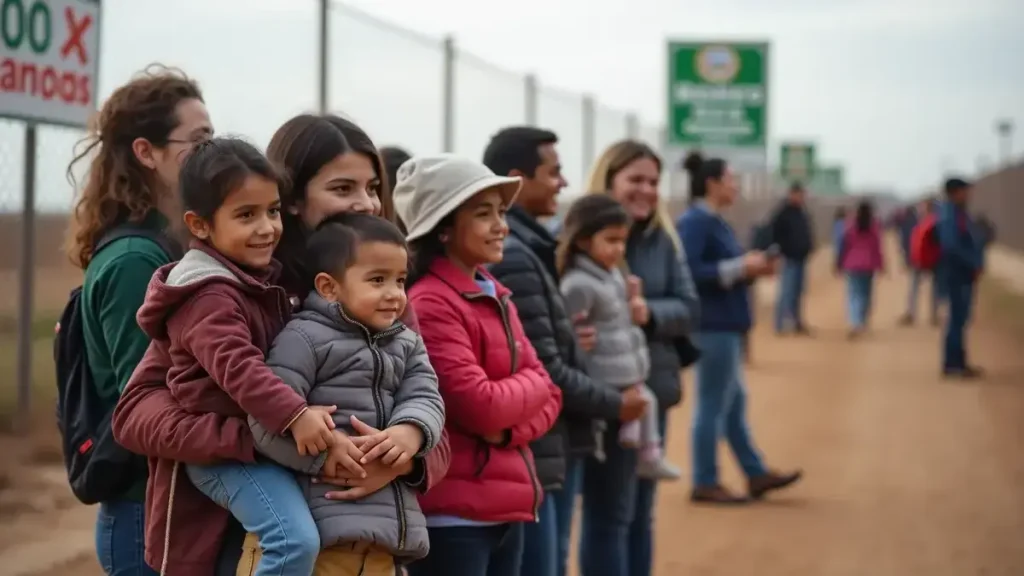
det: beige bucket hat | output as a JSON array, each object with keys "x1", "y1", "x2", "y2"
[{"x1": 392, "y1": 153, "x2": 522, "y2": 242}]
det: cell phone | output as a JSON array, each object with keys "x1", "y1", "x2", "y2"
[{"x1": 764, "y1": 244, "x2": 782, "y2": 259}]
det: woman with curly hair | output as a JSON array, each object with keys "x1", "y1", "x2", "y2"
[{"x1": 66, "y1": 64, "x2": 211, "y2": 576}]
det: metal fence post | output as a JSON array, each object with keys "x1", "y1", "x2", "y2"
[
  {"x1": 625, "y1": 113, "x2": 639, "y2": 139},
  {"x1": 318, "y1": 0, "x2": 329, "y2": 114},
  {"x1": 442, "y1": 35, "x2": 456, "y2": 153},
  {"x1": 524, "y1": 74, "x2": 538, "y2": 126},
  {"x1": 582, "y1": 95, "x2": 596, "y2": 183},
  {"x1": 16, "y1": 123, "x2": 37, "y2": 434}
]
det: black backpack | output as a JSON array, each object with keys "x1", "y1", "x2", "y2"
[{"x1": 55, "y1": 224, "x2": 179, "y2": 505}]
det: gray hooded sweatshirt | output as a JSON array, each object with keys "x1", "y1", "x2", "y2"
[
  {"x1": 249, "y1": 291, "x2": 445, "y2": 561},
  {"x1": 559, "y1": 254, "x2": 651, "y2": 388}
]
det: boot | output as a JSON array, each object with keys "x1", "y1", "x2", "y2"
[
  {"x1": 690, "y1": 484, "x2": 749, "y2": 505},
  {"x1": 748, "y1": 469, "x2": 803, "y2": 500}
]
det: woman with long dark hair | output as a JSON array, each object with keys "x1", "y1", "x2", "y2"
[
  {"x1": 836, "y1": 200, "x2": 884, "y2": 338},
  {"x1": 111, "y1": 113, "x2": 450, "y2": 575},
  {"x1": 677, "y1": 151, "x2": 801, "y2": 505}
]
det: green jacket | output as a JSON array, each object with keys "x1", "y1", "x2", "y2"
[{"x1": 81, "y1": 212, "x2": 172, "y2": 500}]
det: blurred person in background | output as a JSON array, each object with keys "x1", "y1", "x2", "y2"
[
  {"x1": 381, "y1": 146, "x2": 413, "y2": 195},
  {"x1": 937, "y1": 177, "x2": 984, "y2": 379},
  {"x1": 743, "y1": 218, "x2": 775, "y2": 364},
  {"x1": 64, "y1": 65, "x2": 207, "y2": 576},
  {"x1": 112, "y1": 113, "x2": 451, "y2": 575},
  {"x1": 832, "y1": 206, "x2": 849, "y2": 248},
  {"x1": 381, "y1": 146, "x2": 413, "y2": 235},
  {"x1": 678, "y1": 152, "x2": 801, "y2": 506},
  {"x1": 583, "y1": 140, "x2": 700, "y2": 576},
  {"x1": 482, "y1": 127, "x2": 641, "y2": 576},
  {"x1": 836, "y1": 200, "x2": 885, "y2": 338},
  {"x1": 899, "y1": 198, "x2": 941, "y2": 326},
  {"x1": 769, "y1": 182, "x2": 815, "y2": 336}
]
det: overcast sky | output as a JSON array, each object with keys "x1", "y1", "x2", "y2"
[{"x1": 1, "y1": 0, "x2": 1021, "y2": 211}]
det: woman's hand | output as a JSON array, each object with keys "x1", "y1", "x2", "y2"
[
  {"x1": 314, "y1": 416, "x2": 413, "y2": 500},
  {"x1": 315, "y1": 457, "x2": 413, "y2": 500}
]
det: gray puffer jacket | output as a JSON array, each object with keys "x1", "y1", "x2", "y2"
[
  {"x1": 249, "y1": 291, "x2": 445, "y2": 561},
  {"x1": 560, "y1": 254, "x2": 650, "y2": 388}
]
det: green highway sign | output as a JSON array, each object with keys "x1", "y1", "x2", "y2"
[
  {"x1": 816, "y1": 165, "x2": 845, "y2": 195},
  {"x1": 780, "y1": 142, "x2": 816, "y2": 182},
  {"x1": 666, "y1": 41, "x2": 769, "y2": 154}
]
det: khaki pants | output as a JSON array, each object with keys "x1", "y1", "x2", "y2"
[{"x1": 237, "y1": 533, "x2": 398, "y2": 576}]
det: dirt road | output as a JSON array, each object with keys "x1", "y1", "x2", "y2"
[
  {"x1": 646, "y1": 252, "x2": 1024, "y2": 575},
  {"x1": 4, "y1": 248, "x2": 1024, "y2": 575}
]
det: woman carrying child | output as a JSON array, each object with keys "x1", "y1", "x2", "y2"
[
  {"x1": 394, "y1": 154, "x2": 563, "y2": 576},
  {"x1": 556, "y1": 194, "x2": 680, "y2": 481},
  {"x1": 112, "y1": 114, "x2": 451, "y2": 575}
]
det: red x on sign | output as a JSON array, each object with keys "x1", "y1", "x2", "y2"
[{"x1": 61, "y1": 7, "x2": 93, "y2": 65}]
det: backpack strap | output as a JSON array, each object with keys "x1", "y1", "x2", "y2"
[{"x1": 95, "y1": 224, "x2": 182, "y2": 261}]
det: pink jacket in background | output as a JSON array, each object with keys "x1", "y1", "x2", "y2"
[{"x1": 839, "y1": 221, "x2": 884, "y2": 272}]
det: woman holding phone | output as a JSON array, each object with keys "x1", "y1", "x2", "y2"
[{"x1": 676, "y1": 152, "x2": 801, "y2": 505}]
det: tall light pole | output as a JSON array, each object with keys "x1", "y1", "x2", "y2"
[{"x1": 996, "y1": 119, "x2": 1014, "y2": 167}]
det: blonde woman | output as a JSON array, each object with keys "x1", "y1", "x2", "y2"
[{"x1": 576, "y1": 140, "x2": 699, "y2": 576}]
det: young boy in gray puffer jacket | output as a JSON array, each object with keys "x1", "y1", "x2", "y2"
[
  {"x1": 250, "y1": 213, "x2": 445, "y2": 573},
  {"x1": 557, "y1": 195, "x2": 680, "y2": 481}
]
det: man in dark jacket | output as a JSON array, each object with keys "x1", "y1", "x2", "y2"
[
  {"x1": 770, "y1": 182, "x2": 814, "y2": 335},
  {"x1": 937, "y1": 177, "x2": 984, "y2": 378},
  {"x1": 484, "y1": 126, "x2": 648, "y2": 576}
]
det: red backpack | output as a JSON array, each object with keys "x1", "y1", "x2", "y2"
[{"x1": 910, "y1": 213, "x2": 940, "y2": 270}]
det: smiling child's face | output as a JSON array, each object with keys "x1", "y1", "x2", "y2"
[{"x1": 323, "y1": 241, "x2": 409, "y2": 331}]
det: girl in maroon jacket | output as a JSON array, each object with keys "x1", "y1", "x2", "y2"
[
  {"x1": 114, "y1": 114, "x2": 451, "y2": 576},
  {"x1": 393, "y1": 154, "x2": 563, "y2": 576},
  {"x1": 133, "y1": 138, "x2": 338, "y2": 575}
]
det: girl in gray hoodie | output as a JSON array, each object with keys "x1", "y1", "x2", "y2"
[{"x1": 557, "y1": 195, "x2": 680, "y2": 481}]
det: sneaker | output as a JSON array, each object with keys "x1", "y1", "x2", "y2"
[{"x1": 637, "y1": 459, "x2": 681, "y2": 481}]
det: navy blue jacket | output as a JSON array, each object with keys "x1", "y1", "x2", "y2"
[
  {"x1": 936, "y1": 200, "x2": 982, "y2": 285},
  {"x1": 677, "y1": 204, "x2": 752, "y2": 333}
]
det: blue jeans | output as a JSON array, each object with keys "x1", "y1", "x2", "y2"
[
  {"x1": 552, "y1": 457, "x2": 584, "y2": 576},
  {"x1": 579, "y1": 421, "x2": 640, "y2": 576},
  {"x1": 628, "y1": 409, "x2": 667, "y2": 576},
  {"x1": 521, "y1": 491, "x2": 558, "y2": 576},
  {"x1": 774, "y1": 259, "x2": 807, "y2": 332},
  {"x1": 846, "y1": 272, "x2": 874, "y2": 329},
  {"x1": 95, "y1": 499, "x2": 158, "y2": 576},
  {"x1": 186, "y1": 462, "x2": 319, "y2": 576},
  {"x1": 943, "y1": 280, "x2": 974, "y2": 370},
  {"x1": 906, "y1": 269, "x2": 939, "y2": 320},
  {"x1": 691, "y1": 332, "x2": 767, "y2": 487},
  {"x1": 409, "y1": 523, "x2": 524, "y2": 576}
]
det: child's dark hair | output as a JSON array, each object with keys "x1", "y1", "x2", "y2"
[
  {"x1": 406, "y1": 215, "x2": 454, "y2": 289},
  {"x1": 306, "y1": 212, "x2": 408, "y2": 278},
  {"x1": 556, "y1": 194, "x2": 630, "y2": 274},
  {"x1": 179, "y1": 137, "x2": 286, "y2": 221}
]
